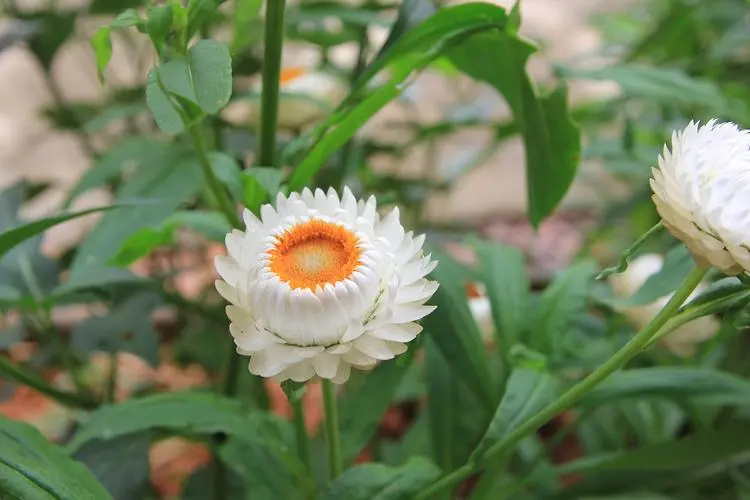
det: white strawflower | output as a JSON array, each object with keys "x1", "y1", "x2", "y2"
[
  {"x1": 650, "y1": 120, "x2": 750, "y2": 274},
  {"x1": 214, "y1": 187, "x2": 438, "y2": 384},
  {"x1": 609, "y1": 253, "x2": 719, "y2": 357}
]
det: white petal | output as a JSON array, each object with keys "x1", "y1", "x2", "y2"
[
  {"x1": 249, "y1": 352, "x2": 286, "y2": 377},
  {"x1": 370, "y1": 323, "x2": 422, "y2": 342},
  {"x1": 331, "y1": 362, "x2": 352, "y2": 384},
  {"x1": 354, "y1": 336, "x2": 395, "y2": 360},
  {"x1": 278, "y1": 361, "x2": 316, "y2": 382},
  {"x1": 313, "y1": 352, "x2": 341, "y2": 379},
  {"x1": 389, "y1": 303, "x2": 436, "y2": 324},
  {"x1": 215, "y1": 256, "x2": 242, "y2": 286},
  {"x1": 215, "y1": 280, "x2": 239, "y2": 305}
]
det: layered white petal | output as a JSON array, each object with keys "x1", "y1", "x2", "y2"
[
  {"x1": 651, "y1": 120, "x2": 750, "y2": 274},
  {"x1": 216, "y1": 187, "x2": 437, "y2": 383}
]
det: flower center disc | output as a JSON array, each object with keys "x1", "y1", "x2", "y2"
[{"x1": 269, "y1": 219, "x2": 361, "y2": 290}]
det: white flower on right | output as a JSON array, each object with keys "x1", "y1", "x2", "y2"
[
  {"x1": 650, "y1": 120, "x2": 750, "y2": 274},
  {"x1": 609, "y1": 253, "x2": 719, "y2": 357}
]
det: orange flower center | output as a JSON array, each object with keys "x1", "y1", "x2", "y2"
[
  {"x1": 269, "y1": 220, "x2": 361, "y2": 290},
  {"x1": 280, "y1": 67, "x2": 306, "y2": 86}
]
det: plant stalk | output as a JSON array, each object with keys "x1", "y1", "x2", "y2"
[
  {"x1": 291, "y1": 394, "x2": 313, "y2": 475},
  {"x1": 258, "y1": 0, "x2": 286, "y2": 167},
  {"x1": 0, "y1": 355, "x2": 98, "y2": 409},
  {"x1": 414, "y1": 265, "x2": 708, "y2": 499},
  {"x1": 322, "y1": 379, "x2": 342, "y2": 480}
]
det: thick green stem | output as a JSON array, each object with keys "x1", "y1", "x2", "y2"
[
  {"x1": 414, "y1": 266, "x2": 708, "y2": 499},
  {"x1": 0, "y1": 356, "x2": 98, "y2": 409},
  {"x1": 258, "y1": 0, "x2": 286, "y2": 167},
  {"x1": 291, "y1": 395, "x2": 313, "y2": 475},
  {"x1": 322, "y1": 379, "x2": 342, "y2": 480}
]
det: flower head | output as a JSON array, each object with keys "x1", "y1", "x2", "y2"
[
  {"x1": 650, "y1": 120, "x2": 750, "y2": 274},
  {"x1": 215, "y1": 187, "x2": 438, "y2": 384},
  {"x1": 609, "y1": 253, "x2": 718, "y2": 357}
]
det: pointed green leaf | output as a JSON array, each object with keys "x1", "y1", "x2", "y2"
[
  {"x1": 0, "y1": 417, "x2": 112, "y2": 500},
  {"x1": 530, "y1": 260, "x2": 596, "y2": 352},
  {"x1": 319, "y1": 457, "x2": 441, "y2": 500},
  {"x1": 470, "y1": 368, "x2": 557, "y2": 463},
  {"x1": 421, "y1": 247, "x2": 495, "y2": 411},
  {"x1": 473, "y1": 240, "x2": 530, "y2": 348},
  {"x1": 146, "y1": 68, "x2": 185, "y2": 134},
  {"x1": 0, "y1": 204, "x2": 139, "y2": 261},
  {"x1": 67, "y1": 392, "x2": 253, "y2": 452},
  {"x1": 339, "y1": 345, "x2": 417, "y2": 465}
]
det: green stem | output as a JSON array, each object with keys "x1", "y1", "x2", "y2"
[
  {"x1": 322, "y1": 379, "x2": 342, "y2": 480},
  {"x1": 0, "y1": 356, "x2": 98, "y2": 409},
  {"x1": 258, "y1": 0, "x2": 286, "y2": 167},
  {"x1": 414, "y1": 265, "x2": 708, "y2": 499},
  {"x1": 188, "y1": 124, "x2": 241, "y2": 228},
  {"x1": 291, "y1": 394, "x2": 313, "y2": 475}
]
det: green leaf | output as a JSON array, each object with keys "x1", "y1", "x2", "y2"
[
  {"x1": 73, "y1": 433, "x2": 152, "y2": 500},
  {"x1": 67, "y1": 148, "x2": 203, "y2": 290},
  {"x1": 90, "y1": 10, "x2": 144, "y2": 79},
  {"x1": 146, "y1": 68, "x2": 185, "y2": 134},
  {"x1": 65, "y1": 137, "x2": 170, "y2": 206},
  {"x1": 339, "y1": 346, "x2": 417, "y2": 465},
  {"x1": 186, "y1": 0, "x2": 221, "y2": 40},
  {"x1": 230, "y1": 0, "x2": 263, "y2": 53},
  {"x1": 424, "y1": 339, "x2": 488, "y2": 473},
  {"x1": 581, "y1": 367, "x2": 750, "y2": 408},
  {"x1": 157, "y1": 58, "x2": 198, "y2": 104},
  {"x1": 170, "y1": 210, "x2": 231, "y2": 241},
  {"x1": 558, "y1": 64, "x2": 733, "y2": 114},
  {"x1": 530, "y1": 260, "x2": 596, "y2": 352},
  {"x1": 600, "y1": 424, "x2": 750, "y2": 469},
  {"x1": 209, "y1": 152, "x2": 243, "y2": 202},
  {"x1": 146, "y1": 4, "x2": 174, "y2": 53},
  {"x1": 612, "y1": 245, "x2": 693, "y2": 309},
  {"x1": 447, "y1": 20, "x2": 581, "y2": 226},
  {"x1": 319, "y1": 457, "x2": 441, "y2": 500},
  {"x1": 0, "y1": 204, "x2": 136, "y2": 261},
  {"x1": 469, "y1": 367, "x2": 557, "y2": 463},
  {"x1": 71, "y1": 292, "x2": 162, "y2": 366},
  {"x1": 287, "y1": 3, "x2": 512, "y2": 191},
  {"x1": 473, "y1": 240, "x2": 530, "y2": 348},
  {"x1": 91, "y1": 28, "x2": 113, "y2": 81},
  {"x1": 109, "y1": 225, "x2": 176, "y2": 267},
  {"x1": 83, "y1": 103, "x2": 148, "y2": 133},
  {"x1": 421, "y1": 247, "x2": 495, "y2": 411},
  {"x1": 67, "y1": 391, "x2": 253, "y2": 452},
  {"x1": 218, "y1": 415, "x2": 310, "y2": 500},
  {"x1": 370, "y1": 0, "x2": 436, "y2": 63},
  {"x1": 0, "y1": 417, "x2": 112, "y2": 500},
  {"x1": 188, "y1": 40, "x2": 233, "y2": 114},
  {"x1": 242, "y1": 167, "x2": 284, "y2": 212}
]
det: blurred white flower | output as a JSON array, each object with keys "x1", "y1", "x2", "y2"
[
  {"x1": 609, "y1": 253, "x2": 719, "y2": 357},
  {"x1": 466, "y1": 283, "x2": 494, "y2": 343},
  {"x1": 214, "y1": 187, "x2": 438, "y2": 383},
  {"x1": 225, "y1": 67, "x2": 348, "y2": 131},
  {"x1": 650, "y1": 120, "x2": 750, "y2": 274}
]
